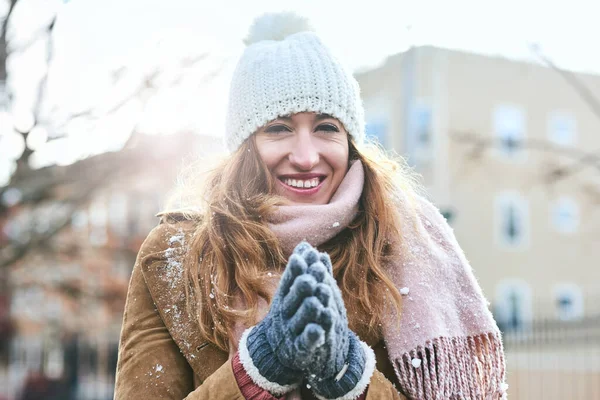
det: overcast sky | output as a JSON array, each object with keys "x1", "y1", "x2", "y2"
[
  {"x1": 9, "y1": 0, "x2": 600, "y2": 125},
  {"x1": 43, "y1": 0, "x2": 600, "y2": 72}
]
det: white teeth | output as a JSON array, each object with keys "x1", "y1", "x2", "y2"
[{"x1": 284, "y1": 178, "x2": 320, "y2": 188}]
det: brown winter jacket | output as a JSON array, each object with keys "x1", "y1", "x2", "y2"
[{"x1": 114, "y1": 213, "x2": 406, "y2": 399}]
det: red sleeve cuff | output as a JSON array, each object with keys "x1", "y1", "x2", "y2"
[
  {"x1": 232, "y1": 350, "x2": 368, "y2": 400},
  {"x1": 357, "y1": 389, "x2": 368, "y2": 400},
  {"x1": 232, "y1": 351, "x2": 286, "y2": 400}
]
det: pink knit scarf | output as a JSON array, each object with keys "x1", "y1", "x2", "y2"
[{"x1": 267, "y1": 161, "x2": 507, "y2": 400}]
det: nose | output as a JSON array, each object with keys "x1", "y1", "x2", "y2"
[{"x1": 288, "y1": 130, "x2": 319, "y2": 170}]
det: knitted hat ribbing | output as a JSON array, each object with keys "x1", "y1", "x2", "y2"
[{"x1": 224, "y1": 12, "x2": 365, "y2": 152}]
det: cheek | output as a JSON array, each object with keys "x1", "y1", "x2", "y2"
[
  {"x1": 255, "y1": 141, "x2": 281, "y2": 169},
  {"x1": 326, "y1": 143, "x2": 349, "y2": 172}
]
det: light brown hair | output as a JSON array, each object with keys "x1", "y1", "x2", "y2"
[{"x1": 172, "y1": 136, "x2": 420, "y2": 351}]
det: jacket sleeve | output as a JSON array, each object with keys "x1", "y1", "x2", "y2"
[
  {"x1": 114, "y1": 220, "x2": 247, "y2": 400},
  {"x1": 114, "y1": 225, "x2": 195, "y2": 399},
  {"x1": 366, "y1": 370, "x2": 406, "y2": 400}
]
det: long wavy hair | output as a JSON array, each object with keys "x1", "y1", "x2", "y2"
[{"x1": 169, "y1": 135, "x2": 420, "y2": 352}]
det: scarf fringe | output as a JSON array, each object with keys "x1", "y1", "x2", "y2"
[{"x1": 395, "y1": 332, "x2": 507, "y2": 400}]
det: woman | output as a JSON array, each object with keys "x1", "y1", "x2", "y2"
[{"x1": 114, "y1": 12, "x2": 507, "y2": 400}]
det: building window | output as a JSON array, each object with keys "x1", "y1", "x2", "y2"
[
  {"x1": 440, "y1": 208, "x2": 455, "y2": 225},
  {"x1": 554, "y1": 284, "x2": 583, "y2": 321},
  {"x1": 493, "y1": 104, "x2": 526, "y2": 157},
  {"x1": 413, "y1": 103, "x2": 432, "y2": 149},
  {"x1": 495, "y1": 192, "x2": 529, "y2": 249},
  {"x1": 24, "y1": 336, "x2": 43, "y2": 371},
  {"x1": 71, "y1": 210, "x2": 88, "y2": 230},
  {"x1": 548, "y1": 112, "x2": 576, "y2": 146},
  {"x1": 494, "y1": 280, "x2": 532, "y2": 332},
  {"x1": 127, "y1": 193, "x2": 140, "y2": 236},
  {"x1": 44, "y1": 346, "x2": 65, "y2": 379},
  {"x1": 139, "y1": 193, "x2": 162, "y2": 234},
  {"x1": 108, "y1": 192, "x2": 128, "y2": 236},
  {"x1": 113, "y1": 253, "x2": 133, "y2": 280},
  {"x1": 364, "y1": 96, "x2": 390, "y2": 148},
  {"x1": 11, "y1": 287, "x2": 44, "y2": 321},
  {"x1": 365, "y1": 120, "x2": 388, "y2": 147},
  {"x1": 89, "y1": 198, "x2": 108, "y2": 246},
  {"x1": 551, "y1": 197, "x2": 579, "y2": 234},
  {"x1": 407, "y1": 101, "x2": 433, "y2": 163}
]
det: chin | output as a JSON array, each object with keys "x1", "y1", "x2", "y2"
[{"x1": 280, "y1": 193, "x2": 329, "y2": 205}]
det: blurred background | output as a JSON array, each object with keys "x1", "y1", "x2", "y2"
[{"x1": 0, "y1": 0, "x2": 599, "y2": 399}]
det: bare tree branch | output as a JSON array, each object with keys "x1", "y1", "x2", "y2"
[
  {"x1": 528, "y1": 43, "x2": 600, "y2": 123},
  {"x1": 0, "y1": 128, "x2": 202, "y2": 269},
  {"x1": 453, "y1": 131, "x2": 600, "y2": 170},
  {"x1": 0, "y1": 0, "x2": 18, "y2": 81},
  {"x1": 0, "y1": 0, "x2": 222, "y2": 280},
  {"x1": 48, "y1": 51, "x2": 214, "y2": 136},
  {"x1": 451, "y1": 44, "x2": 600, "y2": 189},
  {"x1": 0, "y1": 139, "x2": 137, "y2": 268}
]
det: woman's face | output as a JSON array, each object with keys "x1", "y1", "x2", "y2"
[{"x1": 254, "y1": 112, "x2": 349, "y2": 205}]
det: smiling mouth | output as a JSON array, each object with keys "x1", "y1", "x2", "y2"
[
  {"x1": 277, "y1": 175, "x2": 325, "y2": 192},
  {"x1": 281, "y1": 177, "x2": 320, "y2": 189}
]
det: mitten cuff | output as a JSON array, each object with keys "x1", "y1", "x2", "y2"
[
  {"x1": 313, "y1": 340, "x2": 376, "y2": 400},
  {"x1": 239, "y1": 326, "x2": 300, "y2": 396}
]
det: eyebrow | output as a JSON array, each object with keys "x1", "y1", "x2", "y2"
[
  {"x1": 274, "y1": 114, "x2": 335, "y2": 122},
  {"x1": 315, "y1": 113, "x2": 335, "y2": 121}
]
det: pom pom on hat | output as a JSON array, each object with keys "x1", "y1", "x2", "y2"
[{"x1": 244, "y1": 12, "x2": 314, "y2": 45}]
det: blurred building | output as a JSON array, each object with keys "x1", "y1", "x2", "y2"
[
  {"x1": 1, "y1": 132, "x2": 224, "y2": 400},
  {"x1": 4, "y1": 45, "x2": 600, "y2": 399},
  {"x1": 356, "y1": 45, "x2": 600, "y2": 399}
]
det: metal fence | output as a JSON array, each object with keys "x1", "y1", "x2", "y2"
[
  {"x1": 502, "y1": 314, "x2": 600, "y2": 400},
  {"x1": 4, "y1": 315, "x2": 600, "y2": 399},
  {"x1": 1, "y1": 336, "x2": 118, "y2": 400}
]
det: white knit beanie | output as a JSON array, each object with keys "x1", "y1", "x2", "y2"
[{"x1": 224, "y1": 12, "x2": 365, "y2": 152}]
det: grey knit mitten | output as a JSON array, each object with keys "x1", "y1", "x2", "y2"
[
  {"x1": 301, "y1": 246, "x2": 374, "y2": 400},
  {"x1": 239, "y1": 242, "x2": 374, "y2": 398},
  {"x1": 239, "y1": 242, "x2": 335, "y2": 394}
]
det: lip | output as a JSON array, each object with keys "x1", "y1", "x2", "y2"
[
  {"x1": 278, "y1": 173, "x2": 325, "y2": 180},
  {"x1": 277, "y1": 176, "x2": 326, "y2": 196}
]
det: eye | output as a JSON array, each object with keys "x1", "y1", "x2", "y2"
[
  {"x1": 316, "y1": 123, "x2": 340, "y2": 133},
  {"x1": 264, "y1": 124, "x2": 292, "y2": 134}
]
